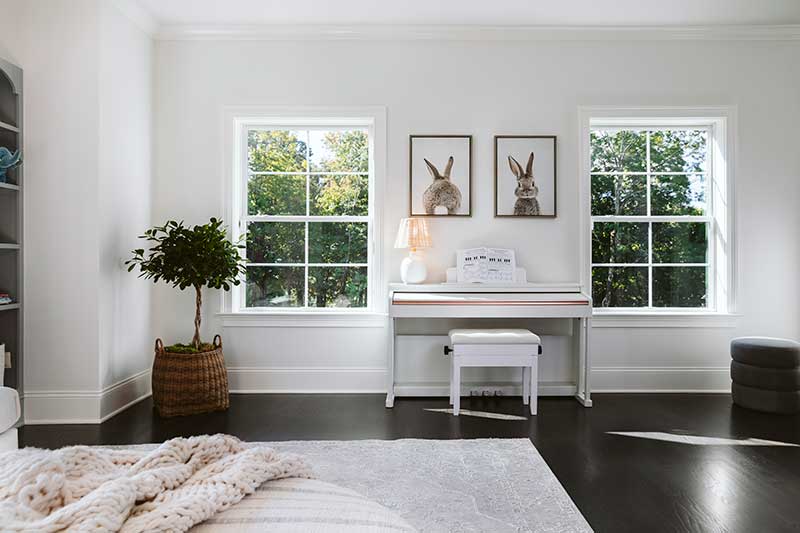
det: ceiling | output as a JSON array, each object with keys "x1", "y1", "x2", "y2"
[{"x1": 133, "y1": 0, "x2": 800, "y2": 27}]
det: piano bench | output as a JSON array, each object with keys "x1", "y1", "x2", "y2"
[{"x1": 447, "y1": 329, "x2": 542, "y2": 416}]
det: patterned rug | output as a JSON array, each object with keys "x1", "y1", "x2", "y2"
[
  {"x1": 265, "y1": 438, "x2": 592, "y2": 533},
  {"x1": 121, "y1": 438, "x2": 590, "y2": 532}
]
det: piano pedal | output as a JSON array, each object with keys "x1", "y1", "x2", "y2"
[{"x1": 469, "y1": 389, "x2": 505, "y2": 397}]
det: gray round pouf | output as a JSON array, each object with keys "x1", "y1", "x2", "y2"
[
  {"x1": 730, "y1": 337, "x2": 800, "y2": 414},
  {"x1": 732, "y1": 383, "x2": 800, "y2": 414},
  {"x1": 731, "y1": 361, "x2": 800, "y2": 391}
]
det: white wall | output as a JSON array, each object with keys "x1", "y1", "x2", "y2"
[
  {"x1": 97, "y1": 1, "x2": 154, "y2": 414},
  {"x1": 0, "y1": 0, "x2": 102, "y2": 410},
  {"x1": 154, "y1": 38, "x2": 800, "y2": 393},
  {"x1": 0, "y1": 0, "x2": 154, "y2": 422}
]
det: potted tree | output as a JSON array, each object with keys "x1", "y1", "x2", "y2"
[{"x1": 126, "y1": 218, "x2": 245, "y2": 417}]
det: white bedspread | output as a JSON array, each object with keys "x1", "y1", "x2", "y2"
[{"x1": 0, "y1": 434, "x2": 311, "y2": 532}]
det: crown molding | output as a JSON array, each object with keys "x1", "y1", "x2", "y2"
[
  {"x1": 111, "y1": 0, "x2": 159, "y2": 36},
  {"x1": 155, "y1": 23, "x2": 800, "y2": 42}
]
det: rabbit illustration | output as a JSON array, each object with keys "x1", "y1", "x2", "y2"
[
  {"x1": 422, "y1": 156, "x2": 462, "y2": 215},
  {"x1": 508, "y1": 152, "x2": 540, "y2": 216}
]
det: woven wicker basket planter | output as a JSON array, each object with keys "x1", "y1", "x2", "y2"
[{"x1": 152, "y1": 335, "x2": 230, "y2": 417}]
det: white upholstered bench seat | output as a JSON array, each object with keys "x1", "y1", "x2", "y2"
[
  {"x1": 447, "y1": 328, "x2": 542, "y2": 416},
  {"x1": 448, "y1": 329, "x2": 541, "y2": 345}
]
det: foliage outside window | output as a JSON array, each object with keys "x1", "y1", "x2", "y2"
[
  {"x1": 590, "y1": 127, "x2": 713, "y2": 309},
  {"x1": 243, "y1": 127, "x2": 371, "y2": 309}
]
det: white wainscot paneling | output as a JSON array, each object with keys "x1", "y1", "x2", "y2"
[
  {"x1": 592, "y1": 366, "x2": 731, "y2": 392},
  {"x1": 220, "y1": 322, "x2": 386, "y2": 392}
]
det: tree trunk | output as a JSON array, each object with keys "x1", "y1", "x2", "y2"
[
  {"x1": 602, "y1": 173, "x2": 622, "y2": 307},
  {"x1": 192, "y1": 285, "x2": 202, "y2": 349},
  {"x1": 600, "y1": 141, "x2": 631, "y2": 308}
]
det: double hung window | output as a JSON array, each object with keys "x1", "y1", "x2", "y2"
[
  {"x1": 589, "y1": 118, "x2": 729, "y2": 312},
  {"x1": 235, "y1": 123, "x2": 375, "y2": 311}
]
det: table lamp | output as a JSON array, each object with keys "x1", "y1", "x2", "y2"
[{"x1": 394, "y1": 218, "x2": 432, "y2": 284}]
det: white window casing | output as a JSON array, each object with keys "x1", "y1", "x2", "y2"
[{"x1": 578, "y1": 107, "x2": 739, "y2": 327}]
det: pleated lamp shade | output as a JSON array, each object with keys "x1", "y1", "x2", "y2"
[{"x1": 394, "y1": 218, "x2": 432, "y2": 250}]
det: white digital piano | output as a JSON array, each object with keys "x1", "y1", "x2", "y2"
[{"x1": 386, "y1": 268, "x2": 593, "y2": 408}]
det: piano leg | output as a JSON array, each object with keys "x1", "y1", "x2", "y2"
[
  {"x1": 385, "y1": 316, "x2": 396, "y2": 408},
  {"x1": 575, "y1": 316, "x2": 593, "y2": 407},
  {"x1": 584, "y1": 316, "x2": 593, "y2": 406}
]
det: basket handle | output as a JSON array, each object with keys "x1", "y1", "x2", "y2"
[
  {"x1": 155, "y1": 338, "x2": 164, "y2": 352},
  {"x1": 213, "y1": 334, "x2": 222, "y2": 349}
]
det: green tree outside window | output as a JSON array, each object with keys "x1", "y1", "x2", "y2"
[
  {"x1": 245, "y1": 129, "x2": 370, "y2": 309},
  {"x1": 590, "y1": 129, "x2": 709, "y2": 308}
]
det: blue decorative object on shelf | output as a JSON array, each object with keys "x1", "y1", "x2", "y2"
[{"x1": 0, "y1": 147, "x2": 21, "y2": 183}]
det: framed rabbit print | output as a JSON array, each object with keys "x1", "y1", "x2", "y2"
[
  {"x1": 409, "y1": 135, "x2": 472, "y2": 216},
  {"x1": 494, "y1": 135, "x2": 557, "y2": 218}
]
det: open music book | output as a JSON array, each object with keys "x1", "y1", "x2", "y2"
[{"x1": 456, "y1": 247, "x2": 516, "y2": 283}]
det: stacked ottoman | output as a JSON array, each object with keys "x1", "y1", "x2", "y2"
[{"x1": 730, "y1": 337, "x2": 800, "y2": 414}]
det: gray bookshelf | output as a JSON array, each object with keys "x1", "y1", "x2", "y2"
[{"x1": 0, "y1": 57, "x2": 22, "y2": 398}]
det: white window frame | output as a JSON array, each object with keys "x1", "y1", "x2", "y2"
[
  {"x1": 220, "y1": 106, "x2": 386, "y2": 326},
  {"x1": 578, "y1": 106, "x2": 739, "y2": 327}
]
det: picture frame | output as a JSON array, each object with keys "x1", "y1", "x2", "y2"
[
  {"x1": 409, "y1": 135, "x2": 472, "y2": 217},
  {"x1": 494, "y1": 135, "x2": 557, "y2": 218}
]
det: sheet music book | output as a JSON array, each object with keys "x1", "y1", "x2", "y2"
[{"x1": 456, "y1": 247, "x2": 516, "y2": 283}]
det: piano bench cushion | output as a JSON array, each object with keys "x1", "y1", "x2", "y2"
[{"x1": 449, "y1": 329, "x2": 541, "y2": 345}]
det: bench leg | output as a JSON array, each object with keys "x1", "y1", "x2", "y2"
[
  {"x1": 522, "y1": 366, "x2": 530, "y2": 405},
  {"x1": 530, "y1": 357, "x2": 539, "y2": 416},
  {"x1": 453, "y1": 362, "x2": 461, "y2": 416},
  {"x1": 449, "y1": 355, "x2": 454, "y2": 406}
]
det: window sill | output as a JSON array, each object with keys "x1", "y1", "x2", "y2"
[
  {"x1": 217, "y1": 311, "x2": 388, "y2": 328},
  {"x1": 592, "y1": 311, "x2": 741, "y2": 329}
]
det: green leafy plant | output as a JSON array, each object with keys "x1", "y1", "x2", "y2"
[{"x1": 126, "y1": 218, "x2": 246, "y2": 350}]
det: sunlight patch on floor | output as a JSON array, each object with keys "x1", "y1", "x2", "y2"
[
  {"x1": 424, "y1": 408, "x2": 528, "y2": 421},
  {"x1": 608, "y1": 431, "x2": 799, "y2": 447}
]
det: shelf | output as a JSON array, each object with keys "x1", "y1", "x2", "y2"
[
  {"x1": 0, "y1": 120, "x2": 19, "y2": 133},
  {"x1": 0, "y1": 58, "x2": 23, "y2": 398}
]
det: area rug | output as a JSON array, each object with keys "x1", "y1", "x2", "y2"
[
  {"x1": 123, "y1": 438, "x2": 591, "y2": 532},
  {"x1": 266, "y1": 438, "x2": 591, "y2": 533}
]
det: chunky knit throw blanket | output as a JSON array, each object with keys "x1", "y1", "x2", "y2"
[{"x1": 0, "y1": 434, "x2": 312, "y2": 532}]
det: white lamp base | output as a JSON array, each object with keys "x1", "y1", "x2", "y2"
[{"x1": 400, "y1": 250, "x2": 427, "y2": 284}]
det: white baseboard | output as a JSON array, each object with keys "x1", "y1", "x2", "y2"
[
  {"x1": 592, "y1": 366, "x2": 731, "y2": 392},
  {"x1": 228, "y1": 367, "x2": 575, "y2": 396},
  {"x1": 227, "y1": 366, "x2": 386, "y2": 393},
  {"x1": 99, "y1": 370, "x2": 152, "y2": 421},
  {"x1": 21, "y1": 366, "x2": 730, "y2": 424},
  {"x1": 394, "y1": 383, "x2": 576, "y2": 397},
  {"x1": 23, "y1": 394, "x2": 99, "y2": 425},
  {"x1": 24, "y1": 369, "x2": 152, "y2": 425},
  {"x1": 230, "y1": 366, "x2": 731, "y2": 395}
]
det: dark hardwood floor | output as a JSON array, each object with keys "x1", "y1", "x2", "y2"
[{"x1": 19, "y1": 394, "x2": 800, "y2": 533}]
